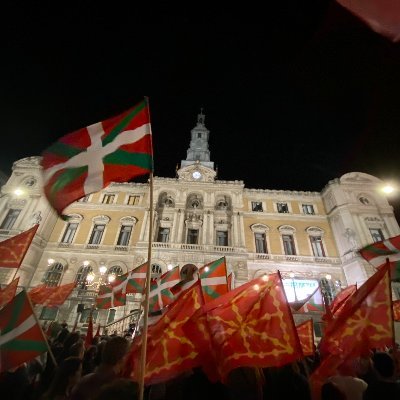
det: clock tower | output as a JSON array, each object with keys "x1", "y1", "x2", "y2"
[{"x1": 177, "y1": 109, "x2": 216, "y2": 182}]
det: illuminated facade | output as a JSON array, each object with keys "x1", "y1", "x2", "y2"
[{"x1": 0, "y1": 111, "x2": 399, "y2": 329}]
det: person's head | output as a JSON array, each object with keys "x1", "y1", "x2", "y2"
[
  {"x1": 45, "y1": 357, "x2": 82, "y2": 397},
  {"x1": 63, "y1": 332, "x2": 81, "y2": 352},
  {"x1": 54, "y1": 327, "x2": 69, "y2": 345},
  {"x1": 372, "y1": 351, "x2": 395, "y2": 379},
  {"x1": 321, "y1": 382, "x2": 346, "y2": 400},
  {"x1": 69, "y1": 339, "x2": 85, "y2": 359},
  {"x1": 94, "y1": 378, "x2": 138, "y2": 400},
  {"x1": 102, "y1": 336, "x2": 130, "y2": 372}
]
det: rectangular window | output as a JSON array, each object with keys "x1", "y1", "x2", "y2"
[
  {"x1": 302, "y1": 204, "x2": 315, "y2": 215},
  {"x1": 127, "y1": 195, "x2": 140, "y2": 206},
  {"x1": 107, "y1": 309, "x2": 116, "y2": 324},
  {"x1": 0, "y1": 209, "x2": 21, "y2": 229},
  {"x1": 157, "y1": 227, "x2": 170, "y2": 243},
  {"x1": 89, "y1": 224, "x2": 105, "y2": 244},
  {"x1": 187, "y1": 229, "x2": 198, "y2": 244},
  {"x1": 61, "y1": 222, "x2": 78, "y2": 243},
  {"x1": 255, "y1": 232, "x2": 267, "y2": 253},
  {"x1": 310, "y1": 236, "x2": 326, "y2": 257},
  {"x1": 102, "y1": 194, "x2": 115, "y2": 204},
  {"x1": 78, "y1": 195, "x2": 90, "y2": 203},
  {"x1": 39, "y1": 307, "x2": 59, "y2": 321},
  {"x1": 80, "y1": 309, "x2": 99, "y2": 323},
  {"x1": 277, "y1": 203, "x2": 289, "y2": 213},
  {"x1": 117, "y1": 225, "x2": 132, "y2": 246},
  {"x1": 216, "y1": 231, "x2": 228, "y2": 246},
  {"x1": 369, "y1": 228, "x2": 384, "y2": 243},
  {"x1": 282, "y1": 234, "x2": 296, "y2": 255},
  {"x1": 251, "y1": 202, "x2": 263, "y2": 212}
]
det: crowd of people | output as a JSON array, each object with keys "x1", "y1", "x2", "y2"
[{"x1": 1, "y1": 320, "x2": 400, "y2": 400}]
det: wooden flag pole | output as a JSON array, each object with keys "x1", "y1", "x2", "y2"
[
  {"x1": 25, "y1": 289, "x2": 58, "y2": 367},
  {"x1": 138, "y1": 169, "x2": 154, "y2": 399}
]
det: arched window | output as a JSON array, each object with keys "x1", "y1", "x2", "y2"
[
  {"x1": 75, "y1": 265, "x2": 93, "y2": 287},
  {"x1": 43, "y1": 262, "x2": 64, "y2": 287},
  {"x1": 107, "y1": 265, "x2": 123, "y2": 283},
  {"x1": 151, "y1": 264, "x2": 162, "y2": 276},
  {"x1": 306, "y1": 227, "x2": 326, "y2": 257},
  {"x1": 279, "y1": 225, "x2": 297, "y2": 256}
]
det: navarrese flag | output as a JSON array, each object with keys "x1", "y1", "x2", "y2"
[
  {"x1": 0, "y1": 290, "x2": 48, "y2": 373},
  {"x1": 0, "y1": 278, "x2": 19, "y2": 308},
  {"x1": 328, "y1": 284, "x2": 357, "y2": 318},
  {"x1": 41, "y1": 99, "x2": 153, "y2": 215},
  {"x1": 310, "y1": 262, "x2": 394, "y2": 398},
  {"x1": 359, "y1": 234, "x2": 400, "y2": 281},
  {"x1": 29, "y1": 282, "x2": 76, "y2": 307},
  {"x1": 0, "y1": 225, "x2": 39, "y2": 268},
  {"x1": 184, "y1": 273, "x2": 303, "y2": 382},
  {"x1": 148, "y1": 266, "x2": 180, "y2": 313},
  {"x1": 199, "y1": 257, "x2": 229, "y2": 303},
  {"x1": 296, "y1": 319, "x2": 315, "y2": 357},
  {"x1": 127, "y1": 281, "x2": 205, "y2": 384},
  {"x1": 96, "y1": 285, "x2": 126, "y2": 309}
]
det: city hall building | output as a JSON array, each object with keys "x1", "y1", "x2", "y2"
[{"x1": 0, "y1": 112, "x2": 399, "y2": 332}]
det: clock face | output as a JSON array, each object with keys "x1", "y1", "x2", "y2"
[{"x1": 192, "y1": 171, "x2": 201, "y2": 180}]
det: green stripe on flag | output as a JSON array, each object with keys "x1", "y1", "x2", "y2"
[
  {"x1": 45, "y1": 142, "x2": 83, "y2": 159},
  {"x1": 364, "y1": 245, "x2": 393, "y2": 256},
  {"x1": 102, "y1": 101, "x2": 146, "y2": 147},
  {"x1": 49, "y1": 166, "x2": 87, "y2": 200},
  {"x1": 2, "y1": 339, "x2": 48, "y2": 352},
  {"x1": 203, "y1": 286, "x2": 220, "y2": 300},
  {"x1": 103, "y1": 149, "x2": 152, "y2": 170},
  {"x1": 201, "y1": 258, "x2": 224, "y2": 278},
  {"x1": 4, "y1": 291, "x2": 26, "y2": 333}
]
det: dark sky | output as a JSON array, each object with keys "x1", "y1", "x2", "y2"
[{"x1": 2, "y1": 2, "x2": 400, "y2": 215}]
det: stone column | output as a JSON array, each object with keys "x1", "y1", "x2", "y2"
[{"x1": 139, "y1": 210, "x2": 149, "y2": 241}]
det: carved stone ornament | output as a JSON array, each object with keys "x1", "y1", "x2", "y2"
[{"x1": 176, "y1": 164, "x2": 216, "y2": 182}]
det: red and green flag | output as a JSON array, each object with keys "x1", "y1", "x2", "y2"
[
  {"x1": 149, "y1": 266, "x2": 180, "y2": 312},
  {"x1": 0, "y1": 225, "x2": 39, "y2": 269},
  {"x1": 0, "y1": 290, "x2": 48, "y2": 373},
  {"x1": 0, "y1": 277, "x2": 19, "y2": 308},
  {"x1": 297, "y1": 286, "x2": 325, "y2": 313},
  {"x1": 41, "y1": 99, "x2": 153, "y2": 215},
  {"x1": 96, "y1": 285, "x2": 126, "y2": 309},
  {"x1": 111, "y1": 262, "x2": 148, "y2": 294},
  {"x1": 359, "y1": 234, "x2": 400, "y2": 281},
  {"x1": 199, "y1": 257, "x2": 229, "y2": 302}
]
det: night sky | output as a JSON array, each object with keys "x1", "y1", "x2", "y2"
[{"x1": 2, "y1": 2, "x2": 400, "y2": 216}]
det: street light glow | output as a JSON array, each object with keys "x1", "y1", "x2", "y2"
[
  {"x1": 14, "y1": 189, "x2": 23, "y2": 196},
  {"x1": 382, "y1": 185, "x2": 394, "y2": 194},
  {"x1": 99, "y1": 266, "x2": 107, "y2": 275}
]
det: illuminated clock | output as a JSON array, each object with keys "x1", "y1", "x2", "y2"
[{"x1": 192, "y1": 171, "x2": 202, "y2": 180}]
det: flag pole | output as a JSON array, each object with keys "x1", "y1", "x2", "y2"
[
  {"x1": 25, "y1": 289, "x2": 58, "y2": 367},
  {"x1": 138, "y1": 97, "x2": 154, "y2": 400},
  {"x1": 386, "y1": 258, "x2": 397, "y2": 351}
]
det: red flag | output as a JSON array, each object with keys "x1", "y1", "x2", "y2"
[
  {"x1": 84, "y1": 312, "x2": 94, "y2": 349},
  {"x1": 94, "y1": 324, "x2": 101, "y2": 337},
  {"x1": 296, "y1": 319, "x2": 315, "y2": 357},
  {"x1": 336, "y1": 0, "x2": 400, "y2": 42},
  {"x1": 111, "y1": 262, "x2": 148, "y2": 294},
  {"x1": 227, "y1": 272, "x2": 234, "y2": 291},
  {"x1": 127, "y1": 281, "x2": 206, "y2": 384},
  {"x1": 0, "y1": 225, "x2": 39, "y2": 268},
  {"x1": 96, "y1": 284, "x2": 126, "y2": 309},
  {"x1": 29, "y1": 282, "x2": 76, "y2": 306},
  {"x1": 41, "y1": 99, "x2": 153, "y2": 215},
  {"x1": 148, "y1": 266, "x2": 180, "y2": 312},
  {"x1": 329, "y1": 285, "x2": 357, "y2": 318},
  {"x1": 185, "y1": 273, "x2": 303, "y2": 382},
  {"x1": 0, "y1": 290, "x2": 48, "y2": 373},
  {"x1": 28, "y1": 285, "x2": 53, "y2": 305},
  {"x1": 0, "y1": 277, "x2": 19, "y2": 308},
  {"x1": 393, "y1": 300, "x2": 400, "y2": 321}
]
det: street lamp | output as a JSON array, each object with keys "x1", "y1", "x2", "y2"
[{"x1": 289, "y1": 272, "x2": 298, "y2": 302}]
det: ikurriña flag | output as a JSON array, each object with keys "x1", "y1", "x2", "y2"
[
  {"x1": 297, "y1": 286, "x2": 325, "y2": 313},
  {"x1": 41, "y1": 99, "x2": 153, "y2": 215},
  {"x1": 359, "y1": 234, "x2": 400, "y2": 281},
  {"x1": 0, "y1": 225, "x2": 39, "y2": 269},
  {"x1": 0, "y1": 290, "x2": 48, "y2": 373},
  {"x1": 199, "y1": 257, "x2": 229, "y2": 302},
  {"x1": 0, "y1": 277, "x2": 19, "y2": 308}
]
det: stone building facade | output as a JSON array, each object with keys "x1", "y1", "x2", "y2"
[{"x1": 0, "y1": 111, "x2": 399, "y2": 329}]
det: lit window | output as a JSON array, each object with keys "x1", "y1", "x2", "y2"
[
  {"x1": 127, "y1": 195, "x2": 140, "y2": 206},
  {"x1": 151, "y1": 264, "x2": 162, "y2": 275},
  {"x1": 102, "y1": 194, "x2": 115, "y2": 204},
  {"x1": 117, "y1": 225, "x2": 132, "y2": 246},
  {"x1": 251, "y1": 202, "x2": 263, "y2": 212},
  {"x1": 89, "y1": 224, "x2": 105, "y2": 244},
  {"x1": 255, "y1": 232, "x2": 267, "y2": 253},
  {"x1": 282, "y1": 234, "x2": 296, "y2": 255},
  {"x1": 0, "y1": 209, "x2": 21, "y2": 229},
  {"x1": 277, "y1": 203, "x2": 289, "y2": 213},
  {"x1": 43, "y1": 262, "x2": 64, "y2": 287},
  {"x1": 157, "y1": 227, "x2": 170, "y2": 243},
  {"x1": 310, "y1": 236, "x2": 325, "y2": 257},
  {"x1": 61, "y1": 222, "x2": 78, "y2": 244},
  {"x1": 75, "y1": 265, "x2": 93, "y2": 287},
  {"x1": 302, "y1": 204, "x2": 315, "y2": 215},
  {"x1": 369, "y1": 228, "x2": 384, "y2": 243},
  {"x1": 78, "y1": 195, "x2": 90, "y2": 203},
  {"x1": 107, "y1": 266, "x2": 123, "y2": 282},
  {"x1": 216, "y1": 231, "x2": 228, "y2": 246}
]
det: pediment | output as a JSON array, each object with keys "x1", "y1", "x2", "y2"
[{"x1": 177, "y1": 163, "x2": 216, "y2": 182}]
